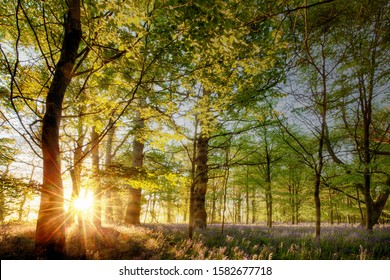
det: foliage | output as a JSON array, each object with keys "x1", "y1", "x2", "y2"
[
  {"x1": 1, "y1": 223, "x2": 389, "y2": 260},
  {"x1": 0, "y1": 0, "x2": 389, "y2": 259}
]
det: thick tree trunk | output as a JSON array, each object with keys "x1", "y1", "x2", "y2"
[
  {"x1": 35, "y1": 0, "x2": 81, "y2": 260},
  {"x1": 125, "y1": 111, "x2": 145, "y2": 225},
  {"x1": 125, "y1": 188, "x2": 142, "y2": 224},
  {"x1": 372, "y1": 183, "x2": 390, "y2": 225},
  {"x1": 364, "y1": 176, "x2": 375, "y2": 231},
  {"x1": 192, "y1": 136, "x2": 209, "y2": 229}
]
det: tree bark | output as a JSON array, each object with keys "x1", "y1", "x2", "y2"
[
  {"x1": 314, "y1": 172, "x2": 321, "y2": 238},
  {"x1": 35, "y1": 0, "x2": 81, "y2": 260},
  {"x1": 125, "y1": 110, "x2": 145, "y2": 225},
  {"x1": 192, "y1": 136, "x2": 209, "y2": 229}
]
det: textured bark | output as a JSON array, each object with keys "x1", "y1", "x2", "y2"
[
  {"x1": 125, "y1": 111, "x2": 145, "y2": 225},
  {"x1": 35, "y1": 0, "x2": 81, "y2": 260},
  {"x1": 192, "y1": 136, "x2": 209, "y2": 229}
]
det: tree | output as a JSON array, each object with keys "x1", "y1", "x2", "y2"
[
  {"x1": 335, "y1": 0, "x2": 390, "y2": 230},
  {"x1": 35, "y1": 0, "x2": 82, "y2": 259},
  {"x1": 124, "y1": 109, "x2": 145, "y2": 225},
  {"x1": 278, "y1": 0, "x2": 351, "y2": 238}
]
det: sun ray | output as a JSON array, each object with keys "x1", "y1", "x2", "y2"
[{"x1": 68, "y1": 188, "x2": 94, "y2": 219}]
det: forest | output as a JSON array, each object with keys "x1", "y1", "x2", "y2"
[{"x1": 0, "y1": 0, "x2": 389, "y2": 260}]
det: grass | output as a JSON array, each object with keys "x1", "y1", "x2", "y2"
[{"x1": 1, "y1": 222, "x2": 389, "y2": 260}]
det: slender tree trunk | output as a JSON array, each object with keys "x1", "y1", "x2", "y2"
[
  {"x1": 245, "y1": 167, "x2": 250, "y2": 224},
  {"x1": 265, "y1": 153, "x2": 272, "y2": 228},
  {"x1": 329, "y1": 189, "x2": 334, "y2": 225},
  {"x1": 236, "y1": 188, "x2": 242, "y2": 224},
  {"x1": 35, "y1": 0, "x2": 81, "y2": 259},
  {"x1": 18, "y1": 194, "x2": 27, "y2": 222},
  {"x1": 210, "y1": 179, "x2": 217, "y2": 224},
  {"x1": 314, "y1": 171, "x2": 322, "y2": 239},
  {"x1": 295, "y1": 187, "x2": 300, "y2": 224},
  {"x1": 288, "y1": 184, "x2": 294, "y2": 224},
  {"x1": 251, "y1": 189, "x2": 256, "y2": 224},
  {"x1": 188, "y1": 116, "x2": 198, "y2": 239},
  {"x1": 125, "y1": 110, "x2": 145, "y2": 225},
  {"x1": 92, "y1": 127, "x2": 101, "y2": 227},
  {"x1": 221, "y1": 159, "x2": 230, "y2": 234},
  {"x1": 18, "y1": 167, "x2": 35, "y2": 222},
  {"x1": 150, "y1": 193, "x2": 158, "y2": 223},
  {"x1": 166, "y1": 190, "x2": 173, "y2": 223},
  {"x1": 104, "y1": 124, "x2": 115, "y2": 224}
]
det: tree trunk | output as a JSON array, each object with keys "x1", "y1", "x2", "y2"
[
  {"x1": 210, "y1": 179, "x2": 217, "y2": 224},
  {"x1": 166, "y1": 189, "x2": 174, "y2": 223},
  {"x1": 192, "y1": 136, "x2": 209, "y2": 229},
  {"x1": 356, "y1": 186, "x2": 365, "y2": 225},
  {"x1": 314, "y1": 172, "x2": 321, "y2": 239},
  {"x1": 372, "y1": 182, "x2": 390, "y2": 225},
  {"x1": 221, "y1": 159, "x2": 229, "y2": 234},
  {"x1": 91, "y1": 127, "x2": 101, "y2": 227},
  {"x1": 245, "y1": 167, "x2": 250, "y2": 224},
  {"x1": 125, "y1": 111, "x2": 145, "y2": 225},
  {"x1": 295, "y1": 186, "x2": 300, "y2": 224},
  {"x1": 251, "y1": 189, "x2": 256, "y2": 224},
  {"x1": 104, "y1": 124, "x2": 115, "y2": 224},
  {"x1": 35, "y1": 0, "x2": 81, "y2": 260},
  {"x1": 265, "y1": 152, "x2": 272, "y2": 228},
  {"x1": 329, "y1": 189, "x2": 334, "y2": 225},
  {"x1": 236, "y1": 188, "x2": 242, "y2": 224},
  {"x1": 188, "y1": 117, "x2": 198, "y2": 239},
  {"x1": 18, "y1": 194, "x2": 27, "y2": 222}
]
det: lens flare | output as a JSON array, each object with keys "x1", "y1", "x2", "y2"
[{"x1": 73, "y1": 189, "x2": 94, "y2": 212}]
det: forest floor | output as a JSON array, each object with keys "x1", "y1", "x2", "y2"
[{"x1": 1, "y1": 222, "x2": 389, "y2": 260}]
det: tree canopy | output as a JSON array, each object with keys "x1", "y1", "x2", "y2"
[{"x1": 0, "y1": 0, "x2": 389, "y2": 259}]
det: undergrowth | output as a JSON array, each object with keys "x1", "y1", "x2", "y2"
[{"x1": 1, "y1": 222, "x2": 389, "y2": 260}]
